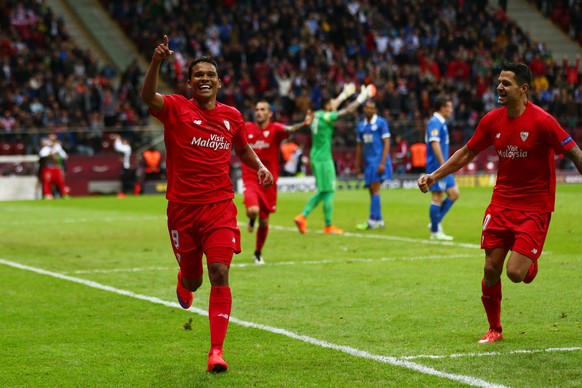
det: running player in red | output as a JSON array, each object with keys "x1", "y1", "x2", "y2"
[
  {"x1": 141, "y1": 35, "x2": 273, "y2": 373},
  {"x1": 418, "y1": 63, "x2": 582, "y2": 344},
  {"x1": 242, "y1": 100, "x2": 313, "y2": 264}
]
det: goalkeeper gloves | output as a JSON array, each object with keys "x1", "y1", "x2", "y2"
[
  {"x1": 337, "y1": 82, "x2": 356, "y2": 104},
  {"x1": 356, "y1": 84, "x2": 369, "y2": 104}
]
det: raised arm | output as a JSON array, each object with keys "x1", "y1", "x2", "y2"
[
  {"x1": 336, "y1": 84, "x2": 374, "y2": 119},
  {"x1": 141, "y1": 35, "x2": 174, "y2": 113},
  {"x1": 329, "y1": 83, "x2": 356, "y2": 111},
  {"x1": 418, "y1": 145, "x2": 478, "y2": 192},
  {"x1": 284, "y1": 110, "x2": 314, "y2": 133}
]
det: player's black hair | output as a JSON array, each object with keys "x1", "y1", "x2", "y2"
[
  {"x1": 188, "y1": 56, "x2": 220, "y2": 80},
  {"x1": 433, "y1": 94, "x2": 452, "y2": 111},
  {"x1": 320, "y1": 97, "x2": 332, "y2": 109},
  {"x1": 501, "y1": 63, "x2": 532, "y2": 86}
]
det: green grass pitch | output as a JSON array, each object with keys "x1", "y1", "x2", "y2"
[{"x1": 1, "y1": 185, "x2": 581, "y2": 387}]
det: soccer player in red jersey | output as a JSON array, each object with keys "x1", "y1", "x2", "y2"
[
  {"x1": 141, "y1": 35, "x2": 273, "y2": 372},
  {"x1": 418, "y1": 63, "x2": 582, "y2": 344},
  {"x1": 242, "y1": 100, "x2": 313, "y2": 264}
]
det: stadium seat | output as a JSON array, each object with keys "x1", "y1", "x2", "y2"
[
  {"x1": 450, "y1": 128, "x2": 464, "y2": 146},
  {"x1": 12, "y1": 142, "x2": 26, "y2": 155},
  {"x1": 100, "y1": 133, "x2": 117, "y2": 153},
  {"x1": 0, "y1": 142, "x2": 12, "y2": 155}
]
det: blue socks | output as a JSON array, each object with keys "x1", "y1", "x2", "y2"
[
  {"x1": 370, "y1": 194, "x2": 381, "y2": 221},
  {"x1": 440, "y1": 197, "x2": 454, "y2": 220},
  {"x1": 430, "y1": 198, "x2": 455, "y2": 232}
]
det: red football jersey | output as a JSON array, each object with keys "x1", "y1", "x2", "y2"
[
  {"x1": 241, "y1": 121, "x2": 288, "y2": 182},
  {"x1": 467, "y1": 102, "x2": 576, "y2": 212},
  {"x1": 152, "y1": 94, "x2": 247, "y2": 204}
]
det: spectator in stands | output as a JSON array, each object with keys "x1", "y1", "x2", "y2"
[
  {"x1": 113, "y1": 134, "x2": 132, "y2": 198},
  {"x1": 563, "y1": 54, "x2": 580, "y2": 88},
  {"x1": 392, "y1": 134, "x2": 409, "y2": 174}
]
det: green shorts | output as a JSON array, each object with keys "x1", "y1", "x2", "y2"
[{"x1": 311, "y1": 159, "x2": 336, "y2": 192}]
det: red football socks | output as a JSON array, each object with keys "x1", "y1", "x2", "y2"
[
  {"x1": 481, "y1": 279, "x2": 502, "y2": 332},
  {"x1": 256, "y1": 224, "x2": 268, "y2": 253},
  {"x1": 209, "y1": 285, "x2": 232, "y2": 351}
]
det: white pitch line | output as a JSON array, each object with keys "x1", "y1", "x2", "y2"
[
  {"x1": 401, "y1": 347, "x2": 582, "y2": 360},
  {"x1": 72, "y1": 266, "x2": 173, "y2": 274},
  {"x1": 1, "y1": 258, "x2": 505, "y2": 388},
  {"x1": 68, "y1": 254, "x2": 475, "y2": 274}
]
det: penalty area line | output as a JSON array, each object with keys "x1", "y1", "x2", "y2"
[{"x1": 1, "y1": 258, "x2": 504, "y2": 388}]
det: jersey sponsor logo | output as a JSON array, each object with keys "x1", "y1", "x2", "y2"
[
  {"x1": 520, "y1": 132, "x2": 529, "y2": 142},
  {"x1": 561, "y1": 136, "x2": 573, "y2": 146},
  {"x1": 250, "y1": 140, "x2": 270, "y2": 150},
  {"x1": 498, "y1": 145, "x2": 528, "y2": 159},
  {"x1": 223, "y1": 120, "x2": 230, "y2": 131},
  {"x1": 193, "y1": 120, "x2": 202, "y2": 125},
  {"x1": 191, "y1": 133, "x2": 231, "y2": 151}
]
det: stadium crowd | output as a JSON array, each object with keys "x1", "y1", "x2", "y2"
[
  {"x1": 1, "y1": 0, "x2": 582, "y2": 176},
  {"x1": 528, "y1": 0, "x2": 582, "y2": 47},
  {"x1": 101, "y1": 0, "x2": 582, "y2": 150},
  {"x1": 0, "y1": 0, "x2": 148, "y2": 159}
]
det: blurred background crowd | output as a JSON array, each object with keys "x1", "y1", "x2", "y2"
[{"x1": 1, "y1": 0, "x2": 581, "y2": 179}]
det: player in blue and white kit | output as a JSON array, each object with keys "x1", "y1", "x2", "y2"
[
  {"x1": 355, "y1": 100, "x2": 392, "y2": 230},
  {"x1": 425, "y1": 95, "x2": 458, "y2": 241}
]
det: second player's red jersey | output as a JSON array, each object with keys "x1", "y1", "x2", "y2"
[
  {"x1": 467, "y1": 102, "x2": 576, "y2": 212},
  {"x1": 152, "y1": 94, "x2": 247, "y2": 204},
  {"x1": 241, "y1": 121, "x2": 288, "y2": 183}
]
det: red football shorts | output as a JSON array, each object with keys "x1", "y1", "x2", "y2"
[
  {"x1": 242, "y1": 180, "x2": 277, "y2": 219},
  {"x1": 41, "y1": 166, "x2": 67, "y2": 196},
  {"x1": 480, "y1": 203, "x2": 551, "y2": 262},
  {"x1": 167, "y1": 200, "x2": 241, "y2": 278}
]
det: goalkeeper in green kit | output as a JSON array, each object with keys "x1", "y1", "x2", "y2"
[{"x1": 294, "y1": 83, "x2": 376, "y2": 234}]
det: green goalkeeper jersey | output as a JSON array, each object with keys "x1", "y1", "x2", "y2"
[{"x1": 310, "y1": 110, "x2": 339, "y2": 162}]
